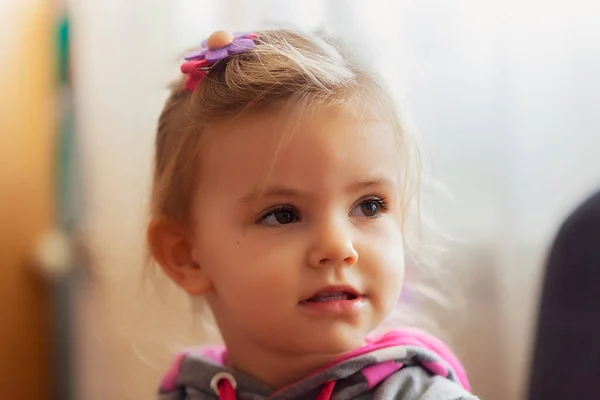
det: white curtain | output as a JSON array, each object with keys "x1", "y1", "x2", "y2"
[{"x1": 72, "y1": 1, "x2": 600, "y2": 399}]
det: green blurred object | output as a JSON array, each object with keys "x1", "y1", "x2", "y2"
[
  {"x1": 56, "y1": 11, "x2": 76, "y2": 232},
  {"x1": 54, "y1": 9, "x2": 76, "y2": 400},
  {"x1": 57, "y1": 12, "x2": 69, "y2": 85}
]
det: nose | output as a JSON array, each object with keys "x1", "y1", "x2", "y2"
[{"x1": 307, "y1": 217, "x2": 359, "y2": 269}]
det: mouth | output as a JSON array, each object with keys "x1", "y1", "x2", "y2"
[
  {"x1": 298, "y1": 286, "x2": 366, "y2": 315},
  {"x1": 300, "y1": 286, "x2": 362, "y2": 304}
]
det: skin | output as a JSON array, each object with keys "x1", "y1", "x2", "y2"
[{"x1": 150, "y1": 105, "x2": 406, "y2": 389}]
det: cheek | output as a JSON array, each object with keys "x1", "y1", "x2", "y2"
[
  {"x1": 372, "y1": 251, "x2": 405, "y2": 317},
  {"x1": 197, "y1": 228, "x2": 304, "y2": 302},
  {"x1": 374, "y1": 247, "x2": 405, "y2": 291},
  {"x1": 362, "y1": 221, "x2": 405, "y2": 294}
]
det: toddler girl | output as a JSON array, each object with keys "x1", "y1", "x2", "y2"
[{"x1": 147, "y1": 29, "x2": 478, "y2": 399}]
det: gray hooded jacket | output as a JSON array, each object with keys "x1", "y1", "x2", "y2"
[{"x1": 156, "y1": 329, "x2": 479, "y2": 400}]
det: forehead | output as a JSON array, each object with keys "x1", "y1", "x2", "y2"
[{"x1": 196, "y1": 107, "x2": 401, "y2": 197}]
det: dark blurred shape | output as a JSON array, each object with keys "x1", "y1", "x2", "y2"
[{"x1": 529, "y1": 189, "x2": 600, "y2": 400}]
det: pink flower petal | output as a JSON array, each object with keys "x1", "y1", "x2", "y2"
[
  {"x1": 180, "y1": 59, "x2": 208, "y2": 73},
  {"x1": 184, "y1": 70, "x2": 206, "y2": 91}
]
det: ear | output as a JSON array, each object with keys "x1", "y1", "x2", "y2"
[{"x1": 147, "y1": 217, "x2": 212, "y2": 296}]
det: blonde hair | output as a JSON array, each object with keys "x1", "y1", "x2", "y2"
[{"x1": 149, "y1": 29, "x2": 451, "y2": 336}]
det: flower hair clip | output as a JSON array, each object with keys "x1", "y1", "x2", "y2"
[{"x1": 180, "y1": 31, "x2": 258, "y2": 92}]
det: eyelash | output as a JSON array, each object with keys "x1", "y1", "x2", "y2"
[
  {"x1": 255, "y1": 204, "x2": 300, "y2": 225},
  {"x1": 254, "y1": 196, "x2": 389, "y2": 227},
  {"x1": 363, "y1": 197, "x2": 389, "y2": 214}
]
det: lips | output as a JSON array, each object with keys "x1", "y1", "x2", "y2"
[
  {"x1": 298, "y1": 285, "x2": 366, "y2": 315},
  {"x1": 300, "y1": 286, "x2": 361, "y2": 303}
]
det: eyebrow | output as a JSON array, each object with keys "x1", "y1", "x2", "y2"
[
  {"x1": 238, "y1": 178, "x2": 397, "y2": 204},
  {"x1": 239, "y1": 187, "x2": 305, "y2": 204},
  {"x1": 346, "y1": 178, "x2": 398, "y2": 192}
]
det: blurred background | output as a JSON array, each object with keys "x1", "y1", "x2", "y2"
[{"x1": 1, "y1": 0, "x2": 599, "y2": 399}]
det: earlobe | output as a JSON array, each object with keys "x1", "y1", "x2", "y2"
[{"x1": 147, "y1": 217, "x2": 212, "y2": 296}]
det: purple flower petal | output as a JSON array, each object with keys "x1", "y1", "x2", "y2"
[
  {"x1": 183, "y1": 49, "x2": 207, "y2": 61},
  {"x1": 227, "y1": 38, "x2": 255, "y2": 54},
  {"x1": 205, "y1": 48, "x2": 229, "y2": 63}
]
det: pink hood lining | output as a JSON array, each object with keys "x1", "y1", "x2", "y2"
[{"x1": 159, "y1": 328, "x2": 470, "y2": 395}]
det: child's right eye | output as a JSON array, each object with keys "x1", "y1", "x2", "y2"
[{"x1": 256, "y1": 206, "x2": 300, "y2": 227}]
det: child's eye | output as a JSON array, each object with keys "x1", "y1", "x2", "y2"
[
  {"x1": 256, "y1": 206, "x2": 300, "y2": 227},
  {"x1": 350, "y1": 197, "x2": 388, "y2": 218}
]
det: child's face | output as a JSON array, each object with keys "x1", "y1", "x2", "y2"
[{"x1": 191, "y1": 106, "x2": 405, "y2": 358}]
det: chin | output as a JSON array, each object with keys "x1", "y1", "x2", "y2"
[{"x1": 304, "y1": 327, "x2": 369, "y2": 355}]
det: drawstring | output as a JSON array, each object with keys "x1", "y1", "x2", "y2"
[
  {"x1": 316, "y1": 381, "x2": 336, "y2": 400},
  {"x1": 210, "y1": 372, "x2": 237, "y2": 400},
  {"x1": 211, "y1": 373, "x2": 335, "y2": 400},
  {"x1": 217, "y1": 379, "x2": 236, "y2": 400}
]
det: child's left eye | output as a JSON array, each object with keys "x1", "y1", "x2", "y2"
[{"x1": 350, "y1": 197, "x2": 388, "y2": 218}]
